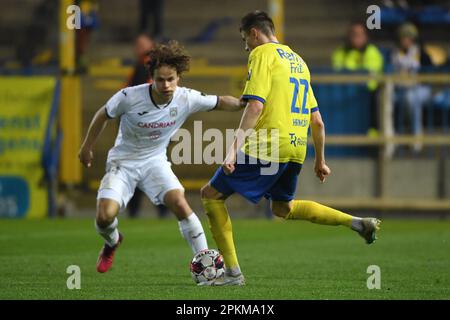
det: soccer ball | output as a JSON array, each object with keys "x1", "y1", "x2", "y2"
[{"x1": 190, "y1": 249, "x2": 225, "y2": 284}]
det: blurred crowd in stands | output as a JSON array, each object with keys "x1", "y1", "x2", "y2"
[{"x1": 331, "y1": 19, "x2": 449, "y2": 151}]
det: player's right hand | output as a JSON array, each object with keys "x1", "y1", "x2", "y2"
[
  {"x1": 222, "y1": 148, "x2": 237, "y2": 175},
  {"x1": 78, "y1": 147, "x2": 94, "y2": 168},
  {"x1": 314, "y1": 161, "x2": 331, "y2": 183},
  {"x1": 222, "y1": 162, "x2": 235, "y2": 175}
]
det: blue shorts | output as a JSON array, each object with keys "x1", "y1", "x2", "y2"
[{"x1": 210, "y1": 153, "x2": 302, "y2": 204}]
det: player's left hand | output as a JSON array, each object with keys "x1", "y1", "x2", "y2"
[
  {"x1": 314, "y1": 161, "x2": 331, "y2": 183},
  {"x1": 78, "y1": 146, "x2": 94, "y2": 168},
  {"x1": 222, "y1": 149, "x2": 237, "y2": 175}
]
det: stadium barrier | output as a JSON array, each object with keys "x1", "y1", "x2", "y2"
[
  {"x1": 83, "y1": 62, "x2": 450, "y2": 211},
  {"x1": 0, "y1": 76, "x2": 61, "y2": 218}
]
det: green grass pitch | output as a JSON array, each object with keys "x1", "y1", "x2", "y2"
[{"x1": 0, "y1": 218, "x2": 449, "y2": 299}]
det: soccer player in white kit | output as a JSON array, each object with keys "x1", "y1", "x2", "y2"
[{"x1": 78, "y1": 41, "x2": 244, "y2": 273}]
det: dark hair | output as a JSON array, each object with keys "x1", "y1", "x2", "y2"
[
  {"x1": 240, "y1": 10, "x2": 275, "y2": 36},
  {"x1": 146, "y1": 40, "x2": 190, "y2": 76}
]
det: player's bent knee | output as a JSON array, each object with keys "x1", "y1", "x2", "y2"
[
  {"x1": 200, "y1": 184, "x2": 213, "y2": 199},
  {"x1": 272, "y1": 207, "x2": 288, "y2": 218},
  {"x1": 200, "y1": 184, "x2": 223, "y2": 200},
  {"x1": 164, "y1": 190, "x2": 192, "y2": 219},
  {"x1": 96, "y1": 199, "x2": 119, "y2": 226},
  {"x1": 271, "y1": 202, "x2": 292, "y2": 218},
  {"x1": 171, "y1": 196, "x2": 189, "y2": 212}
]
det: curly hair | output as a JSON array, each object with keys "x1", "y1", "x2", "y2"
[{"x1": 146, "y1": 40, "x2": 190, "y2": 76}]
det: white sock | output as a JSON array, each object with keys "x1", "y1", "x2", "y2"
[
  {"x1": 178, "y1": 213, "x2": 208, "y2": 254},
  {"x1": 95, "y1": 218, "x2": 119, "y2": 247},
  {"x1": 351, "y1": 217, "x2": 363, "y2": 232}
]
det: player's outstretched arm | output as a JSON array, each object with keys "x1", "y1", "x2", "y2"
[
  {"x1": 214, "y1": 96, "x2": 246, "y2": 112},
  {"x1": 78, "y1": 106, "x2": 110, "y2": 168},
  {"x1": 310, "y1": 110, "x2": 331, "y2": 183}
]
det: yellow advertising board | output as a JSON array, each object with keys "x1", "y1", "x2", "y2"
[{"x1": 0, "y1": 77, "x2": 58, "y2": 218}]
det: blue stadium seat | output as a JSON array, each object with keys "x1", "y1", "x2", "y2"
[{"x1": 308, "y1": 73, "x2": 373, "y2": 158}]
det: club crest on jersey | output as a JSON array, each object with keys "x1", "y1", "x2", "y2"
[{"x1": 170, "y1": 107, "x2": 178, "y2": 118}]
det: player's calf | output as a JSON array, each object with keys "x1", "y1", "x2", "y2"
[
  {"x1": 94, "y1": 196, "x2": 122, "y2": 273},
  {"x1": 201, "y1": 191, "x2": 243, "y2": 278},
  {"x1": 277, "y1": 199, "x2": 382, "y2": 244},
  {"x1": 164, "y1": 189, "x2": 209, "y2": 254},
  {"x1": 270, "y1": 201, "x2": 292, "y2": 218},
  {"x1": 95, "y1": 199, "x2": 121, "y2": 248},
  {"x1": 200, "y1": 184, "x2": 225, "y2": 200}
]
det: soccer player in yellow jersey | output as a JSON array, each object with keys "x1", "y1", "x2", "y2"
[{"x1": 200, "y1": 11, "x2": 381, "y2": 286}]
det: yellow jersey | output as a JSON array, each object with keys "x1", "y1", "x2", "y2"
[{"x1": 242, "y1": 42, "x2": 318, "y2": 164}]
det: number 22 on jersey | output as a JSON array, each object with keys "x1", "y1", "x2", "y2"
[{"x1": 289, "y1": 77, "x2": 309, "y2": 115}]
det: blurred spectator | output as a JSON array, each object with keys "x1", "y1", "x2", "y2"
[
  {"x1": 125, "y1": 34, "x2": 168, "y2": 218},
  {"x1": 15, "y1": 0, "x2": 58, "y2": 70},
  {"x1": 332, "y1": 22, "x2": 384, "y2": 136},
  {"x1": 76, "y1": 0, "x2": 99, "y2": 72},
  {"x1": 139, "y1": 0, "x2": 164, "y2": 40},
  {"x1": 127, "y1": 34, "x2": 154, "y2": 86},
  {"x1": 391, "y1": 22, "x2": 433, "y2": 152}
]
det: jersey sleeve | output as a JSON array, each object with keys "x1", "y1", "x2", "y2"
[
  {"x1": 242, "y1": 50, "x2": 272, "y2": 104},
  {"x1": 105, "y1": 89, "x2": 129, "y2": 118},
  {"x1": 187, "y1": 89, "x2": 219, "y2": 114},
  {"x1": 307, "y1": 85, "x2": 319, "y2": 113}
]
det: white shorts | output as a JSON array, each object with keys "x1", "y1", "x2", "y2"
[{"x1": 97, "y1": 157, "x2": 184, "y2": 209}]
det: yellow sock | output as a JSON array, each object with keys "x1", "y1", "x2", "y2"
[
  {"x1": 201, "y1": 198, "x2": 240, "y2": 269},
  {"x1": 286, "y1": 200, "x2": 353, "y2": 228}
]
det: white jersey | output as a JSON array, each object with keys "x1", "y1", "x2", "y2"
[{"x1": 105, "y1": 83, "x2": 218, "y2": 163}]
